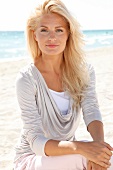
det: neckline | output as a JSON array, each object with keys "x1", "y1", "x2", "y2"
[
  {"x1": 31, "y1": 63, "x2": 72, "y2": 115},
  {"x1": 32, "y1": 63, "x2": 64, "y2": 93},
  {"x1": 49, "y1": 88, "x2": 65, "y2": 94}
]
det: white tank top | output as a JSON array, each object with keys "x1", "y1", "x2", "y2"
[{"x1": 49, "y1": 89, "x2": 70, "y2": 115}]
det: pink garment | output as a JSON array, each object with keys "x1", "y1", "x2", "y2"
[
  {"x1": 14, "y1": 154, "x2": 87, "y2": 170},
  {"x1": 14, "y1": 154, "x2": 113, "y2": 170}
]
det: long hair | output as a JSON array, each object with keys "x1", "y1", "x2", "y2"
[{"x1": 26, "y1": 0, "x2": 89, "y2": 105}]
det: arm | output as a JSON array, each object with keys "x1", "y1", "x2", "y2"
[
  {"x1": 81, "y1": 65, "x2": 112, "y2": 169},
  {"x1": 16, "y1": 69, "x2": 50, "y2": 156},
  {"x1": 44, "y1": 65, "x2": 106, "y2": 157},
  {"x1": 15, "y1": 72, "x2": 91, "y2": 158},
  {"x1": 81, "y1": 65, "x2": 103, "y2": 128},
  {"x1": 87, "y1": 120, "x2": 104, "y2": 142},
  {"x1": 87, "y1": 121, "x2": 109, "y2": 170},
  {"x1": 44, "y1": 140, "x2": 80, "y2": 156},
  {"x1": 16, "y1": 69, "x2": 81, "y2": 157},
  {"x1": 44, "y1": 138, "x2": 112, "y2": 169},
  {"x1": 16, "y1": 67, "x2": 112, "y2": 169},
  {"x1": 16, "y1": 69, "x2": 79, "y2": 157}
]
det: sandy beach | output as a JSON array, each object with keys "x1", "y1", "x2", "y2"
[{"x1": 0, "y1": 46, "x2": 113, "y2": 170}]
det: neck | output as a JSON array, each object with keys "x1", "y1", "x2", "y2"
[{"x1": 35, "y1": 54, "x2": 63, "y2": 74}]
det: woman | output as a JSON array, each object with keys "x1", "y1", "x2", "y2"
[{"x1": 14, "y1": 0, "x2": 113, "y2": 169}]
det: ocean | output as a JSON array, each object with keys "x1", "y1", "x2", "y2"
[{"x1": 0, "y1": 29, "x2": 113, "y2": 61}]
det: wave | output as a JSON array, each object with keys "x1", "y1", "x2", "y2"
[{"x1": 0, "y1": 30, "x2": 113, "y2": 59}]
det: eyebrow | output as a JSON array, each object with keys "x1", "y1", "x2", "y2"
[{"x1": 40, "y1": 25, "x2": 64, "y2": 28}]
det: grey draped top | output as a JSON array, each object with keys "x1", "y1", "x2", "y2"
[{"x1": 14, "y1": 63, "x2": 102, "y2": 161}]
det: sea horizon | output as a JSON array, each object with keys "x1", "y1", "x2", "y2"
[{"x1": 0, "y1": 29, "x2": 113, "y2": 61}]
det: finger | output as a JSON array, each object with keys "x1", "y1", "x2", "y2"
[
  {"x1": 98, "y1": 142, "x2": 112, "y2": 156},
  {"x1": 90, "y1": 160, "x2": 108, "y2": 170},
  {"x1": 91, "y1": 161, "x2": 104, "y2": 170},
  {"x1": 103, "y1": 158, "x2": 111, "y2": 166},
  {"x1": 87, "y1": 161, "x2": 92, "y2": 170},
  {"x1": 100, "y1": 157, "x2": 111, "y2": 167},
  {"x1": 102, "y1": 147, "x2": 112, "y2": 157},
  {"x1": 103, "y1": 153, "x2": 111, "y2": 160},
  {"x1": 97, "y1": 161, "x2": 111, "y2": 169},
  {"x1": 103, "y1": 142, "x2": 113, "y2": 151},
  {"x1": 105, "y1": 149, "x2": 112, "y2": 157}
]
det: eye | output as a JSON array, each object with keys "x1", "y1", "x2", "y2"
[
  {"x1": 41, "y1": 29, "x2": 48, "y2": 32},
  {"x1": 56, "y1": 29, "x2": 63, "y2": 33}
]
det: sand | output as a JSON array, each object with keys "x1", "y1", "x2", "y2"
[{"x1": 0, "y1": 46, "x2": 113, "y2": 170}]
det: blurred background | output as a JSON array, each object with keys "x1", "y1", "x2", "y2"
[{"x1": 0, "y1": 0, "x2": 113, "y2": 61}]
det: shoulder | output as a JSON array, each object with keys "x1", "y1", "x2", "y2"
[
  {"x1": 17, "y1": 63, "x2": 33, "y2": 77},
  {"x1": 16, "y1": 63, "x2": 37, "y2": 92},
  {"x1": 16, "y1": 63, "x2": 39, "y2": 80},
  {"x1": 16, "y1": 63, "x2": 31, "y2": 84},
  {"x1": 16, "y1": 64, "x2": 30, "y2": 84}
]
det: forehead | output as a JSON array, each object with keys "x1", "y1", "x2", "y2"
[{"x1": 38, "y1": 13, "x2": 68, "y2": 27}]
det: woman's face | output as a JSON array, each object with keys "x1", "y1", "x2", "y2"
[{"x1": 34, "y1": 13, "x2": 69, "y2": 57}]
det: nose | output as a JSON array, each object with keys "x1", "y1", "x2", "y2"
[{"x1": 48, "y1": 31, "x2": 56, "y2": 41}]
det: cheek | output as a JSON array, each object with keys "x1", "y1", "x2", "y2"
[
  {"x1": 61, "y1": 32, "x2": 69, "y2": 41},
  {"x1": 34, "y1": 30, "x2": 44, "y2": 42},
  {"x1": 35, "y1": 36, "x2": 46, "y2": 51},
  {"x1": 37, "y1": 34, "x2": 48, "y2": 44},
  {"x1": 61, "y1": 35, "x2": 68, "y2": 45},
  {"x1": 35, "y1": 34, "x2": 44, "y2": 47}
]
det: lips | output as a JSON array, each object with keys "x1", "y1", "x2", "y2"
[{"x1": 46, "y1": 44, "x2": 59, "y2": 48}]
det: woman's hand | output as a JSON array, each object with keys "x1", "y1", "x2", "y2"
[
  {"x1": 87, "y1": 160, "x2": 108, "y2": 170},
  {"x1": 77, "y1": 141, "x2": 112, "y2": 168}
]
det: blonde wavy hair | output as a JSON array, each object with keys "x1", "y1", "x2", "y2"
[{"x1": 26, "y1": 0, "x2": 89, "y2": 105}]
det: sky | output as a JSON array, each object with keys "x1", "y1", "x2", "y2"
[{"x1": 0, "y1": 0, "x2": 113, "y2": 31}]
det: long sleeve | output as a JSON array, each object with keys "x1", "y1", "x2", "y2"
[
  {"x1": 16, "y1": 70, "x2": 50, "y2": 156},
  {"x1": 15, "y1": 64, "x2": 100, "y2": 160},
  {"x1": 81, "y1": 65, "x2": 102, "y2": 127}
]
